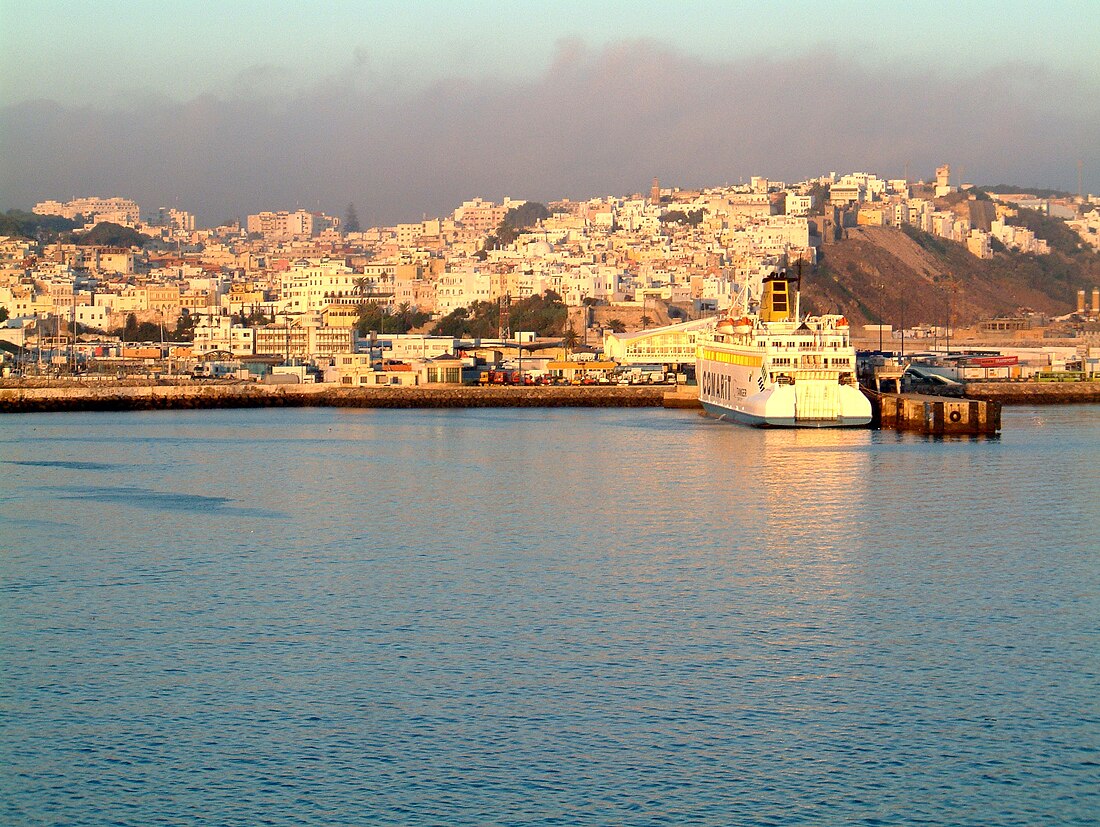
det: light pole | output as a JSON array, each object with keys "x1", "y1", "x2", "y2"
[
  {"x1": 878, "y1": 282, "x2": 885, "y2": 353},
  {"x1": 946, "y1": 280, "x2": 953, "y2": 358},
  {"x1": 900, "y1": 296, "x2": 906, "y2": 359}
]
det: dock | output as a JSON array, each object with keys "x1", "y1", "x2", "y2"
[{"x1": 868, "y1": 391, "x2": 1000, "y2": 435}]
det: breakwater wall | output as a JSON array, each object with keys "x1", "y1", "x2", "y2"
[
  {"x1": 963, "y1": 382, "x2": 1100, "y2": 405},
  {"x1": 0, "y1": 383, "x2": 668, "y2": 414}
]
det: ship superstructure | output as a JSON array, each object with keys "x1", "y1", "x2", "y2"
[{"x1": 696, "y1": 270, "x2": 871, "y2": 427}]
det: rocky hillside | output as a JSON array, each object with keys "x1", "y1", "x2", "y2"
[{"x1": 802, "y1": 225, "x2": 1100, "y2": 327}]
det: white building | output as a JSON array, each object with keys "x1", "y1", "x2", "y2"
[
  {"x1": 33, "y1": 197, "x2": 141, "y2": 226},
  {"x1": 785, "y1": 195, "x2": 814, "y2": 216},
  {"x1": 277, "y1": 258, "x2": 357, "y2": 313}
]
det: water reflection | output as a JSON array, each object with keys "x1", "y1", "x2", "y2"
[{"x1": 0, "y1": 406, "x2": 1096, "y2": 826}]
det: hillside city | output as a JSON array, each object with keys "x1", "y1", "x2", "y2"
[{"x1": 2, "y1": 165, "x2": 1100, "y2": 385}]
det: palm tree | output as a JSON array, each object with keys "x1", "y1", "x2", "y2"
[
  {"x1": 353, "y1": 277, "x2": 370, "y2": 300},
  {"x1": 561, "y1": 327, "x2": 579, "y2": 354},
  {"x1": 607, "y1": 318, "x2": 626, "y2": 334}
]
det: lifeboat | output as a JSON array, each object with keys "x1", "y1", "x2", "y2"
[
  {"x1": 732, "y1": 316, "x2": 753, "y2": 334},
  {"x1": 716, "y1": 318, "x2": 736, "y2": 334},
  {"x1": 836, "y1": 316, "x2": 849, "y2": 328}
]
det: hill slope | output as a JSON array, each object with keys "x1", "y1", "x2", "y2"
[{"x1": 803, "y1": 226, "x2": 1100, "y2": 327}]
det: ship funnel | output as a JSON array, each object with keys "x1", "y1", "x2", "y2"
[
  {"x1": 760, "y1": 271, "x2": 798, "y2": 323},
  {"x1": 1078, "y1": 290, "x2": 1087, "y2": 313}
]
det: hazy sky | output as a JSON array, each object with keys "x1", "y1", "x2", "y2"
[{"x1": 2, "y1": 0, "x2": 1098, "y2": 225}]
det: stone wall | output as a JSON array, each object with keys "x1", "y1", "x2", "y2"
[
  {"x1": 0, "y1": 383, "x2": 668, "y2": 414},
  {"x1": 963, "y1": 382, "x2": 1100, "y2": 405}
]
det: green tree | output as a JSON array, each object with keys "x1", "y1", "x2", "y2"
[
  {"x1": 356, "y1": 301, "x2": 429, "y2": 336},
  {"x1": 135, "y1": 321, "x2": 162, "y2": 341},
  {"x1": 173, "y1": 312, "x2": 196, "y2": 341},
  {"x1": 0, "y1": 306, "x2": 8, "y2": 323},
  {"x1": 429, "y1": 291, "x2": 567, "y2": 338},
  {"x1": 495, "y1": 202, "x2": 551, "y2": 245},
  {"x1": 505, "y1": 290, "x2": 568, "y2": 336},
  {"x1": 660, "y1": 209, "x2": 704, "y2": 226},
  {"x1": 0, "y1": 210, "x2": 80, "y2": 239},
  {"x1": 78, "y1": 222, "x2": 150, "y2": 248},
  {"x1": 431, "y1": 307, "x2": 473, "y2": 338},
  {"x1": 345, "y1": 202, "x2": 361, "y2": 234},
  {"x1": 607, "y1": 318, "x2": 626, "y2": 333},
  {"x1": 123, "y1": 313, "x2": 138, "y2": 340}
]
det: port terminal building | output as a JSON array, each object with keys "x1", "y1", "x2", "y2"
[{"x1": 603, "y1": 318, "x2": 713, "y2": 371}]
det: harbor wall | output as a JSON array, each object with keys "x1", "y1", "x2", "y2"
[
  {"x1": 0, "y1": 383, "x2": 668, "y2": 414},
  {"x1": 963, "y1": 381, "x2": 1100, "y2": 405}
]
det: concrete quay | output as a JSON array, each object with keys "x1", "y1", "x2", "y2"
[
  {"x1": 962, "y1": 381, "x2": 1100, "y2": 405},
  {"x1": 0, "y1": 382, "x2": 669, "y2": 414}
]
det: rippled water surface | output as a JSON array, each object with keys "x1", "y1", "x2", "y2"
[{"x1": 2, "y1": 406, "x2": 1098, "y2": 825}]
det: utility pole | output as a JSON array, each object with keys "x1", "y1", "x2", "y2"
[
  {"x1": 71, "y1": 290, "x2": 77, "y2": 375},
  {"x1": 946, "y1": 278, "x2": 955, "y2": 357},
  {"x1": 875, "y1": 282, "x2": 885, "y2": 352},
  {"x1": 900, "y1": 297, "x2": 906, "y2": 359}
]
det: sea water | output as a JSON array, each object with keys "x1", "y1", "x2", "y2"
[{"x1": 1, "y1": 406, "x2": 1098, "y2": 825}]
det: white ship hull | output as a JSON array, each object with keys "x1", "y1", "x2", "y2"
[{"x1": 697, "y1": 349, "x2": 871, "y2": 428}]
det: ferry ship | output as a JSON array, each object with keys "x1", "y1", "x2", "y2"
[{"x1": 696, "y1": 269, "x2": 871, "y2": 427}]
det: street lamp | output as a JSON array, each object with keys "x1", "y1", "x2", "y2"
[
  {"x1": 946, "y1": 280, "x2": 954, "y2": 357},
  {"x1": 878, "y1": 282, "x2": 885, "y2": 353},
  {"x1": 900, "y1": 296, "x2": 906, "y2": 359}
]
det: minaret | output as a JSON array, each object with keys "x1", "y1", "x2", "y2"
[{"x1": 650, "y1": 177, "x2": 660, "y2": 205}]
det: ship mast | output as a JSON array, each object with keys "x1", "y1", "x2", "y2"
[{"x1": 793, "y1": 258, "x2": 803, "y2": 322}]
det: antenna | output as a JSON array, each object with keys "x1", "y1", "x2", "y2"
[{"x1": 1079, "y1": 159, "x2": 1084, "y2": 200}]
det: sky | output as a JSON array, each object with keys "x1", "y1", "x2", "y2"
[{"x1": 2, "y1": 0, "x2": 1098, "y2": 226}]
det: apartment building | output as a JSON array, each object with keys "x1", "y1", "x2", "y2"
[
  {"x1": 247, "y1": 210, "x2": 340, "y2": 241},
  {"x1": 33, "y1": 197, "x2": 141, "y2": 226}
]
